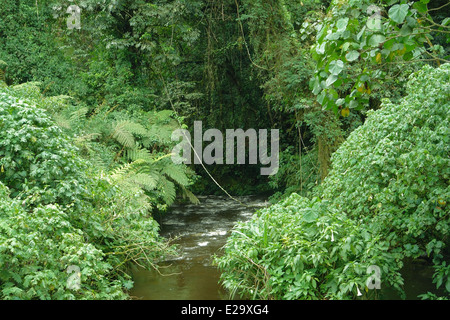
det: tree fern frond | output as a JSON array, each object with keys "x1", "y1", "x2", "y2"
[
  {"x1": 141, "y1": 137, "x2": 153, "y2": 148},
  {"x1": 122, "y1": 121, "x2": 148, "y2": 137},
  {"x1": 111, "y1": 121, "x2": 136, "y2": 149},
  {"x1": 147, "y1": 124, "x2": 177, "y2": 144},
  {"x1": 109, "y1": 159, "x2": 146, "y2": 181},
  {"x1": 88, "y1": 154, "x2": 109, "y2": 172},
  {"x1": 154, "y1": 110, "x2": 174, "y2": 123},
  {"x1": 181, "y1": 186, "x2": 200, "y2": 205},
  {"x1": 70, "y1": 107, "x2": 89, "y2": 122},
  {"x1": 158, "y1": 176, "x2": 176, "y2": 206},
  {"x1": 125, "y1": 146, "x2": 153, "y2": 162},
  {"x1": 11, "y1": 82, "x2": 42, "y2": 93},
  {"x1": 109, "y1": 162, "x2": 135, "y2": 182},
  {"x1": 74, "y1": 133, "x2": 102, "y2": 157},
  {"x1": 161, "y1": 162, "x2": 190, "y2": 186},
  {"x1": 54, "y1": 114, "x2": 72, "y2": 129},
  {"x1": 131, "y1": 173, "x2": 158, "y2": 191}
]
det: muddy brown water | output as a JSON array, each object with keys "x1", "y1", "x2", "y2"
[
  {"x1": 130, "y1": 195, "x2": 269, "y2": 300},
  {"x1": 130, "y1": 195, "x2": 445, "y2": 300}
]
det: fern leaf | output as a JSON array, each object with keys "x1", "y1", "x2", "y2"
[
  {"x1": 89, "y1": 154, "x2": 109, "y2": 172},
  {"x1": 70, "y1": 107, "x2": 89, "y2": 122},
  {"x1": 122, "y1": 121, "x2": 148, "y2": 137},
  {"x1": 147, "y1": 124, "x2": 176, "y2": 144},
  {"x1": 131, "y1": 173, "x2": 158, "y2": 191},
  {"x1": 155, "y1": 110, "x2": 174, "y2": 122},
  {"x1": 161, "y1": 162, "x2": 190, "y2": 186},
  {"x1": 158, "y1": 176, "x2": 176, "y2": 206},
  {"x1": 54, "y1": 114, "x2": 71, "y2": 129},
  {"x1": 111, "y1": 121, "x2": 135, "y2": 149},
  {"x1": 181, "y1": 186, "x2": 200, "y2": 205},
  {"x1": 109, "y1": 159, "x2": 146, "y2": 181},
  {"x1": 125, "y1": 146, "x2": 153, "y2": 162}
]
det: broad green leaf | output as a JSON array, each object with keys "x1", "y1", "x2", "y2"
[
  {"x1": 316, "y1": 42, "x2": 326, "y2": 55},
  {"x1": 383, "y1": 38, "x2": 396, "y2": 50},
  {"x1": 345, "y1": 50, "x2": 359, "y2": 62},
  {"x1": 326, "y1": 74, "x2": 338, "y2": 87},
  {"x1": 341, "y1": 42, "x2": 351, "y2": 52},
  {"x1": 302, "y1": 208, "x2": 318, "y2": 223},
  {"x1": 400, "y1": 24, "x2": 412, "y2": 36},
  {"x1": 388, "y1": 4, "x2": 409, "y2": 24},
  {"x1": 403, "y1": 51, "x2": 413, "y2": 61},
  {"x1": 328, "y1": 60, "x2": 344, "y2": 75},
  {"x1": 317, "y1": 90, "x2": 326, "y2": 105},
  {"x1": 412, "y1": 1, "x2": 427, "y2": 13},
  {"x1": 356, "y1": 25, "x2": 366, "y2": 41},
  {"x1": 326, "y1": 32, "x2": 342, "y2": 40},
  {"x1": 349, "y1": 100, "x2": 358, "y2": 109},
  {"x1": 368, "y1": 34, "x2": 386, "y2": 47},
  {"x1": 336, "y1": 18, "x2": 349, "y2": 32},
  {"x1": 406, "y1": 16, "x2": 418, "y2": 27},
  {"x1": 311, "y1": 77, "x2": 321, "y2": 94},
  {"x1": 366, "y1": 17, "x2": 381, "y2": 31}
]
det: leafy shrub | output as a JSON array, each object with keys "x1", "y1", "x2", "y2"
[
  {"x1": 215, "y1": 64, "x2": 450, "y2": 299},
  {"x1": 0, "y1": 87, "x2": 175, "y2": 299},
  {"x1": 0, "y1": 182, "x2": 127, "y2": 300},
  {"x1": 76, "y1": 176, "x2": 177, "y2": 275},
  {"x1": 215, "y1": 194, "x2": 403, "y2": 299},
  {"x1": 319, "y1": 63, "x2": 450, "y2": 263},
  {"x1": 0, "y1": 89, "x2": 88, "y2": 205}
]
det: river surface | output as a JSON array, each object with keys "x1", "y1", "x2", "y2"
[
  {"x1": 130, "y1": 194, "x2": 269, "y2": 300},
  {"x1": 130, "y1": 195, "x2": 444, "y2": 300}
]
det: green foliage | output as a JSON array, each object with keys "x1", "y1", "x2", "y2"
[
  {"x1": 1, "y1": 0, "x2": 448, "y2": 301},
  {"x1": 0, "y1": 0, "x2": 203, "y2": 209},
  {"x1": 319, "y1": 63, "x2": 450, "y2": 293},
  {"x1": 2, "y1": 82, "x2": 198, "y2": 210},
  {"x1": 77, "y1": 175, "x2": 177, "y2": 277},
  {"x1": 310, "y1": 0, "x2": 449, "y2": 114},
  {"x1": 109, "y1": 156, "x2": 197, "y2": 208},
  {"x1": 215, "y1": 64, "x2": 450, "y2": 300},
  {"x1": 0, "y1": 183, "x2": 127, "y2": 300},
  {"x1": 216, "y1": 194, "x2": 404, "y2": 299},
  {"x1": 268, "y1": 146, "x2": 319, "y2": 202},
  {"x1": 0, "y1": 88, "x2": 88, "y2": 205},
  {"x1": 0, "y1": 0, "x2": 77, "y2": 95},
  {"x1": 0, "y1": 86, "x2": 176, "y2": 299}
]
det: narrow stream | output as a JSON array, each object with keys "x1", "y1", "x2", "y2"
[
  {"x1": 130, "y1": 194, "x2": 269, "y2": 300},
  {"x1": 130, "y1": 195, "x2": 444, "y2": 300}
]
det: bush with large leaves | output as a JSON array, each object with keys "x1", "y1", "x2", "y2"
[
  {"x1": 215, "y1": 64, "x2": 450, "y2": 299},
  {"x1": 0, "y1": 87, "x2": 174, "y2": 299},
  {"x1": 0, "y1": 183, "x2": 127, "y2": 300},
  {"x1": 0, "y1": 89, "x2": 88, "y2": 205},
  {"x1": 320, "y1": 63, "x2": 449, "y2": 266}
]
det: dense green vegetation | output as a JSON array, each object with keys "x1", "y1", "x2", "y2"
[
  {"x1": 0, "y1": 83, "x2": 179, "y2": 299},
  {"x1": 215, "y1": 64, "x2": 449, "y2": 299},
  {"x1": 0, "y1": 0, "x2": 448, "y2": 300}
]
